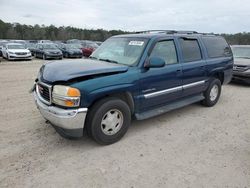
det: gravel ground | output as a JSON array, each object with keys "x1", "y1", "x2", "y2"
[{"x1": 0, "y1": 58, "x2": 249, "y2": 188}]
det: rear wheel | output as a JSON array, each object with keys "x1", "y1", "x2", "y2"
[
  {"x1": 202, "y1": 78, "x2": 221, "y2": 107},
  {"x1": 86, "y1": 97, "x2": 131, "y2": 145}
]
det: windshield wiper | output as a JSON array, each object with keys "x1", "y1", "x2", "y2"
[{"x1": 99, "y1": 58, "x2": 119, "y2": 64}]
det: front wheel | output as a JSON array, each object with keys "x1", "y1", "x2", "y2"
[
  {"x1": 202, "y1": 78, "x2": 221, "y2": 107},
  {"x1": 43, "y1": 54, "x2": 47, "y2": 60},
  {"x1": 86, "y1": 97, "x2": 131, "y2": 145}
]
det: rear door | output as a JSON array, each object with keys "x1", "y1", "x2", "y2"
[
  {"x1": 177, "y1": 37, "x2": 207, "y2": 97},
  {"x1": 139, "y1": 38, "x2": 183, "y2": 111}
]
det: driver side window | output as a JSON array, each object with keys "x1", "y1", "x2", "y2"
[{"x1": 150, "y1": 40, "x2": 178, "y2": 65}]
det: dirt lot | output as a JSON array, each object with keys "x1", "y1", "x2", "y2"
[{"x1": 0, "y1": 57, "x2": 249, "y2": 188}]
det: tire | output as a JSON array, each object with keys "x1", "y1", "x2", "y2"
[
  {"x1": 86, "y1": 97, "x2": 131, "y2": 145},
  {"x1": 202, "y1": 78, "x2": 221, "y2": 107},
  {"x1": 6, "y1": 54, "x2": 10, "y2": 61},
  {"x1": 43, "y1": 54, "x2": 46, "y2": 60}
]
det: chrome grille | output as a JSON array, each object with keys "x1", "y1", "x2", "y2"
[
  {"x1": 15, "y1": 52, "x2": 27, "y2": 55},
  {"x1": 36, "y1": 82, "x2": 52, "y2": 104}
]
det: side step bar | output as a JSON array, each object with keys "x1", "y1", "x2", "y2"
[{"x1": 135, "y1": 94, "x2": 204, "y2": 120}]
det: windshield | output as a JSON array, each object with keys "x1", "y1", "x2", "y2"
[
  {"x1": 90, "y1": 37, "x2": 148, "y2": 66},
  {"x1": 26, "y1": 43, "x2": 36, "y2": 48},
  {"x1": 231, "y1": 46, "x2": 250, "y2": 59},
  {"x1": 7, "y1": 44, "x2": 25, "y2": 49},
  {"x1": 43, "y1": 44, "x2": 57, "y2": 49}
]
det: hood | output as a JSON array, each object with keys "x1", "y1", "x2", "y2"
[
  {"x1": 67, "y1": 49, "x2": 82, "y2": 53},
  {"x1": 234, "y1": 58, "x2": 250, "y2": 66},
  {"x1": 40, "y1": 59, "x2": 128, "y2": 83},
  {"x1": 44, "y1": 49, "x2": 61, "y2": 53},
  {"x1": 8, "y1": 49, "x2": 30, "y2": 53}
]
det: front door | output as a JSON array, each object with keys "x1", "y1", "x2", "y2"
[{"x1": 139, "y1": 39, "x2": 183, "y2": 112}]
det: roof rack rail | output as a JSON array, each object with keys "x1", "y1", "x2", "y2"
[{"x1": 135, "y1": 30, "x2": 199, "y2": 35}]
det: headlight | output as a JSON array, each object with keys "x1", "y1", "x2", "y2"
[
  {"x1": 52, "y1": 85, "x2": 81, "y2": 107},
  {"x1": 8, "y1": 51, "x2": 14, "y2": 54}
]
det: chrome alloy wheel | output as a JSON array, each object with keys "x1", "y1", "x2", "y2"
[
  {"x1": 101, "y1": 109, "x2": 124, "y2": 135},
  {"x1": 210, "y1": 84, "x2": 219, "y2": 101}
]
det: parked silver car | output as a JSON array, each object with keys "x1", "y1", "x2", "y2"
[
  {"x1": 231, "y1": 45, "x2": 250, "y2": 84},
  {"x1": 2, "y1": 43, "x2": 32, "y2": 60}
]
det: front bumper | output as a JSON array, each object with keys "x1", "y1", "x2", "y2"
[
  {"x1": 33, "y1": 91, "x2": 88, "y2": 138},
  {"x1": 232, "y1": 72, "x2": 250, "y2": 84},
  {"x1": 68, "y1": 53, "x2": 82, "y2": 58},
  {"x1": 45, "y1": 54, "x2": 62, "y2": 59},
  {"x1": 9, "y1": 54, "x2": 32, "y2": 60}
]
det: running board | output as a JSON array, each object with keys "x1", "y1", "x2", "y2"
[{"x1": 135, "y1": 94, "x2": 204, "y2": 120}]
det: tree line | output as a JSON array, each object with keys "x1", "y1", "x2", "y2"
[
  {"x1": 0, "y1": 19, "x2": 250, "y2": 44},
  {"x1": 0, "y1": 19, "x2": 128, "y2": 42}
]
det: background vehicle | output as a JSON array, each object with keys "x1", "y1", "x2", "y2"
[
  {"x1": 66, "y1": 39, "x2": 81, "y2": 44},
  {"x1": 34, "y1": 43, "x2": 62, "y2": 60},
  {"x1": 81, "y1": 40, "x2": 99, "y2": 57},
  {"x1": 25, "y1": 43, "x2": 37, "y2": 56},
  {"x1": 66, "y1": 39, "x2": 99, "y2": 57},
  {"x1": 10, "y1": 40, "x2": 27, "y2": 45},
  {"x1": 58, "y1": 43, "x2": 83, "y2": 58},
  {"x1": 2, "y1": 43, "x2": 32, "y2": 60},
  {"x1": 33, "y1": 31, "x2": 233, "y2": 145},
  {"x1": 38, "y1": 40, "x2": 52, "y2": 43},
  {"x1": 231, "y1": 45, "x2": 250, "y2": 84},
  {"x1": 0, "y1": 40, "x2": 8, "y2": 57}
]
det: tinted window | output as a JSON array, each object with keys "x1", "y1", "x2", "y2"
[
  {"x1": 202, "y1": 36, "x2": 231, "y2": 58},
  {"x1": 150, "y1": 40, "x2": 178, "y2": 64},
  {"x1": 179, "y1": 38, "x2": 202, "y2": 62}
]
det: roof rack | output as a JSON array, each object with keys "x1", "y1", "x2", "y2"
[{"x1": 135, "y1": 30, "x2": 199, "y2": 35}]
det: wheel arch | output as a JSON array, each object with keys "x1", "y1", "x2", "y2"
[
  {"x1": 88, "y1": 91, "x2": 135, "y2": 115},
  {"x1": 209, "y1": 68, "x2": 225, "y2": 84}
]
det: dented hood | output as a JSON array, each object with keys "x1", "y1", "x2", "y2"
[{"x1": 40, "y1": 59, "x2": 128, "y2": 83}]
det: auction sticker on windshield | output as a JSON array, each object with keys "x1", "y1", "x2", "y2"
[{"x1": 128, "y1": 41, "x2": 144, "y2": 46}]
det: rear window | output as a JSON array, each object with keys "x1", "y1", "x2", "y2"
[
  {"x1": 202, "y1": 36, "x2": 232, "y2": 58},
  {"x1": 179, "y1": 38, "x2": 202, "y2": 62}
]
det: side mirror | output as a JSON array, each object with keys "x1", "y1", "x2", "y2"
[{"x1": 144, "y1": 57, "x2": 165, "y2": 68}]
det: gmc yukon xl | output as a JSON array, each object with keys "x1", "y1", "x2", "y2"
[{"x1": 32, "y1": 30, "x2": 233, "y2": 145}]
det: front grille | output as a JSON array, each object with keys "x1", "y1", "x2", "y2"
[
  {"x1": 37, "y1": 82, "x2": 51, "y2": 104},
  {"x1": 233, "y1": 65, "x2": 248, "y2": 72},
  {"x1": 50, "y1": 52, "x2": 59, "y2": 54},
  {"x1": 15, "y1": 52, "x2": 27, "y2": 55}
]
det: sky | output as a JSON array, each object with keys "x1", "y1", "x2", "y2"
[{"x1": 0, "y1": 0, "x2": 250, "y2": 34}]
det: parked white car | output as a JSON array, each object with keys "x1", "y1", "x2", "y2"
[{"x1": 2, "y1": 43, "x2": 32, "y2": 60}]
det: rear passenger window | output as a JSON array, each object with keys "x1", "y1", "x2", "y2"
[
  {"x1": 179, "y1": 38, "x2": 202, "y2": 62},
  {"x1": 202, "y1": 36, "x2": 232, "y2": 58},
  {"x1": 150, "y1": 40, "x2": 178, "y2": 65}
]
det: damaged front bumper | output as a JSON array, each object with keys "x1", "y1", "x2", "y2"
[{"x1": 33, "y1": 90, "x2": 88, "y2": 138}]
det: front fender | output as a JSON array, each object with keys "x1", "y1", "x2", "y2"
[{"x1": 82, "y1": 84, "x2": 135, "y2": 107}]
